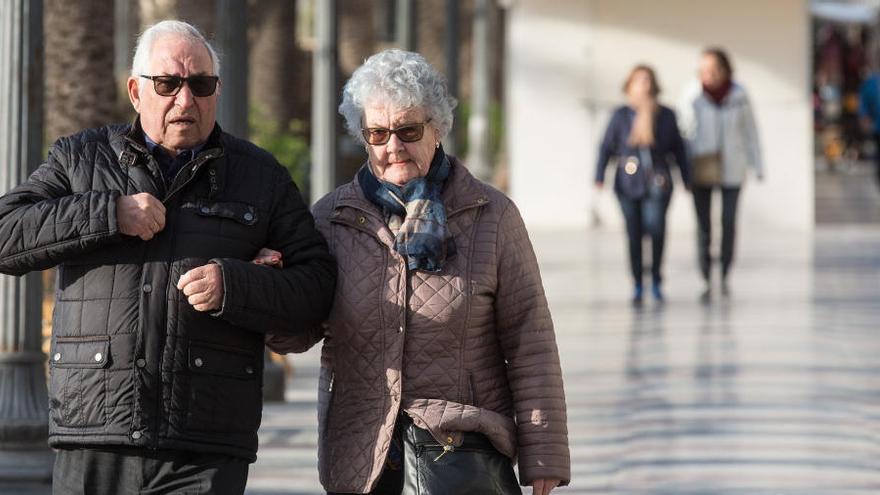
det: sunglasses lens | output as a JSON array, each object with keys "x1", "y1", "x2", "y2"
[
  {"x1": 396, "y1": 125, "x2": 424, "y2": 143},
  {"x1": 189, "y1": 76, "x2": 218, "y2": 97},
  {"x1": 364, "y1": 129, "x2": 390, "y2": 145},
  {"x1": 153, "y1": 76, "x2": 182, "y2": 96}
]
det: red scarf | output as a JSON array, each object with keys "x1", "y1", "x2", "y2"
[{"x1": 703, "y1": 79, "x2": 733, "y2": 106}]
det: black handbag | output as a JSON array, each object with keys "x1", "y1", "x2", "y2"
[{"x1": 401, "y1": 418, "x2": 521, "y2": 495}]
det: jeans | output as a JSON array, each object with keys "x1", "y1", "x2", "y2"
[
  {"x1": 618, "y1": 192, "x2": 671, "y2": 286},
  {"x1": 52, "y1": 447, "x2": 249, "y2": 495},
  {"x1": 692, "y1": 185, "x2": 741, "y2": 281}
]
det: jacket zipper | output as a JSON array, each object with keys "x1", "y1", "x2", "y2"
[{"x1": 163, "y1": 157, "x2": 211, "y2": 204}]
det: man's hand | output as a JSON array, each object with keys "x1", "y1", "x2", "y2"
[
  {"x1": 117, "y1": 193, "x2": 166, "y2": 240},
  {"x1": 252, "y1": 248, "x2": 283, "y2": 269},
  {"x1": 531, "y1": 479, "x2": 560, "y2": 495},
  {"x1": 177, "y1": 263, "x2": 224, "y2": 312}
]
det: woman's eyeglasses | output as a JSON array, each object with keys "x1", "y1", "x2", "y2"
[
  {"x1": 140, "y1": 75, "x2": 220, "y2": 97},
  {"x1": 361, "y1": 120, "x2": 431, "y2": 145}
]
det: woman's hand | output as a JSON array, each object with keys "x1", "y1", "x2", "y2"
[
  {"x1": 253, "y1": 248, "x2": 283, "y2": 269},
  {"x1": 531, "y1": 478, "x2": 560, "y2": 495}
]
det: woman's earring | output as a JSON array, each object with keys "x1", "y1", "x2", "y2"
[{"x1": 435, "y1": 142, "x2": 440, "y2": 149}]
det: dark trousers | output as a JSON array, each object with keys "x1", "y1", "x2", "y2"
[
  {"x1": 327, "y1": 468, "x2": 403, "y2": 495},
  {"x1": 873, "y1": 135, "x2": 880, "y2": 186},
  {"x1": 52, "y1": 447, "x2": 249, "y2": 495},
  {"x1": 618, "y1": 193, "x2": 671, "y2": 286},
  {"x1": 693, "y1": 185, "x2": 741, "y2": 281}
]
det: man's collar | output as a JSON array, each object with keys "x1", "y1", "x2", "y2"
[{"x1": 142, "y1": 131, "x2": 206, "y2": 159}]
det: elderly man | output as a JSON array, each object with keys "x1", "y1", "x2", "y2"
[{"x1": 0, "y1": 20, "x2": 335, "y2": 494}]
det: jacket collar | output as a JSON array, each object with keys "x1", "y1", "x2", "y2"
[{"x1": 110, "y1": 117, "x2": 227, "y2": 199}]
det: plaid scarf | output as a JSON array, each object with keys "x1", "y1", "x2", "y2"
[{"x1": 359, "y1": 146, "x2": 454, "y2": 272}]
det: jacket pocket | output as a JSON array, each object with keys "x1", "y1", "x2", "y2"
[
  {"x1": 49, "y1": 335, "x2": 110, "y2": 427},
  {"x1": 317, "y1": 367, "x2": 335, "y2": 438},
  {"x1": 468, "y1": 372, "x2": 477, "y2": 407},
  {"x1": 184, "y1": 199, "x2": 258, "y2": 226},
  {"x1": 185, "y1": 341, "x2": 262, "y2": 433},
  {"x1": 179, "y1": 200, "x2": 261, "y2": 255}
]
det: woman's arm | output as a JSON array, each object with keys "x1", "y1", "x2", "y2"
[
  {"x1": 493, "y1": 200, "x2": 571, "y2": 487},
  {"x1": 595, "y1": 109, "x2": 622, "y2": 185},
  {"x1": 666, "y1": 109, "x2": 692, "y2": 187},
  {"x1": 740, "y1": 90, "x2": 764, "y2": 180}
]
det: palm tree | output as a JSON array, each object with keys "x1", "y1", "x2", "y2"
[
  {"x1": 249, "y1": 0, "x2": 308, "y2": 129},
  {"x1": 45, "y1": 0, "x2": 119, "y2": 141}
]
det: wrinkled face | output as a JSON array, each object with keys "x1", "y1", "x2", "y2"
[
  {"x1": 627, "y1": 69, "x2": 654, "y2": 100},
  {"x1": 363, "y1": 103, "x2": 440, "y2": 186},
  {"x1": 699, "y1": 54, "x2": 728, "y2": 90},
  {"x1": 127, "y1": 35, "x2": 218, "y2": 156}
]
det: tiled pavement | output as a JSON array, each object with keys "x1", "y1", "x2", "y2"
[{"x1": 246, "y1": 217, "x2": 880, "y2": 494}]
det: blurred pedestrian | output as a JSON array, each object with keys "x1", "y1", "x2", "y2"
[
  {"x1": 858, "y1": 66, "x2": 880, "y2": 187},
  {"x1": 596, "y1": 65, "x2": 691, "y2": 305},
  {"x1": 267, "y1": 49, "x2": 570, "y2": 495},
  {"x1": 679, "y1": 48, "x2": 763, "y2": 301},
  {"x1": 0, "y1": 20, "x2": 335, "y2": 494}
]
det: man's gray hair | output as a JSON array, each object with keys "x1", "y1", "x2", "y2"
[
  {"x1": 339, "y1": 49, "x2": 457, "y2": 143},
  {"x1": 131, "y1": 20, "x2": 220, "y2": 77}
]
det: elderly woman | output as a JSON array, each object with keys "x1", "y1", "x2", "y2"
[{"x1": 265, "y1": 49, "x2": 570, "y2": 495}]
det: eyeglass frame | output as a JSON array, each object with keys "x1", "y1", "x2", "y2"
[
  {"x1": 361, "y1": 119, "x2": 433, "y2": 145},
  {"x1": 139, "y1": 74, "x2": 220, "y2": 97}
]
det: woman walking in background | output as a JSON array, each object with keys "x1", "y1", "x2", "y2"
[
  {"x1": 679, "y1": 48, "x2": 763, "y2": 301},
  {"x1": 596, "y1": 65, "x2": 691, "y2": 305}
]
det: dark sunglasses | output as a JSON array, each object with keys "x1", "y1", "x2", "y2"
[
  {"x1": 361, "y1": 119, "x2": 431, "y2": 145},
  {"x1": 140, "y1": 74, "x2": 220, "y2": 97}
]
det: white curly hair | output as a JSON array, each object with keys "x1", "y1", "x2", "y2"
[{"x1": 339, "y1": 49, "x2": 457, "y2": 143}]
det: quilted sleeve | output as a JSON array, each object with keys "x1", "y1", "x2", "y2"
[
  {"x1": 262, "y1": 194, "x2": 335, "y2": 353},
  {"x1": 212, "y1": 166, "x2": 336, "y2": 336},
  {"x1": 0, "y1": 139, "x2": 121, "y2": 276},
  {"x1": 493, "y1": 200, "x2": 571, "y2": 486}
]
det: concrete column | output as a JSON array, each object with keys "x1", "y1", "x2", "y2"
[
  {"x1": 310, "y1": 0, "x2": 338, "y2": 203},
  {"x1": 466, "y1": 0, "x2": 492, "y2": 181},
  {"x1": 215, "y1": 0, "x2": 249, "y2": 139},
  {"x1": 396, "y1": 0, "x2": 416, "y2": 51},
  {"x1": 0, "y1": 0, "x2": 53, "y2": 484},
  {"x1": 444, "y1": 0, "x2": 460, "y2": 156},
  {"x1": 114, "y1": 0, "x2": 136, "y2": 83}
]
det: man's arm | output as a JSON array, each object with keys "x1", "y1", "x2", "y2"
[
  {"x1": 0, "y1": 140, "x2": 122, "y2": 275},
  {"x1": 203, "y1": 167, "x2": 336, "y2": 336}
]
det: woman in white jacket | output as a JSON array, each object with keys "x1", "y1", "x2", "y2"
[{"x1": 679, "y1": 47, "x2": 763, "y2": 301}]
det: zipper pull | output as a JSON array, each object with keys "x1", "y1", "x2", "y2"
[{"x1": 433, "y1": 443, "x2": 454, "y2": 462}]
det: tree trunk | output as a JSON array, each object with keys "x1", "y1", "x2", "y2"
[
  {"x1": 248, "y1": 0, "x2": 309, "y2": 129},
  {"x1": 45, "y1": 0, "x2": 118, "y2": 142},
  {"x1": 338, "y1": 0, "x2": 376, "y2": 77},
  {"x1": 176, "y1": 0, "x2": 216, "y2": 39}
]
